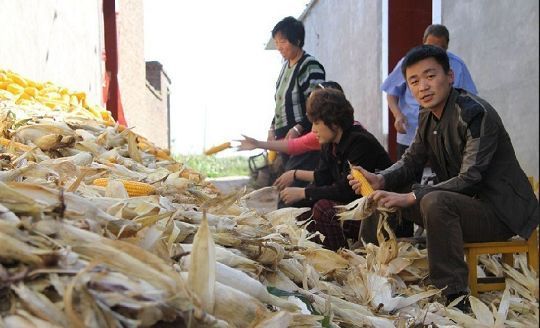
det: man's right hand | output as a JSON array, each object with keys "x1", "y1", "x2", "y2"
[
  {"x1": 394, "y1": 114, "x2": 407, "y2": 134},
  {"x1": 347, "y1": 166, "x2": 384, "y2": 195}
]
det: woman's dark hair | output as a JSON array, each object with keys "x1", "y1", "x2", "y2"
[
  {"x1": 307, "y1": 89, "x2": 354, "y2": 131},
  {"x1": 401, "y1": 44, "x2": 450, "y2": 78},
  {"x1": 314, "y1": 81, "x2": 344, "y2": 93},
  {"x1": 272, "y1": 16, "x2": 305, "y2": 48}
]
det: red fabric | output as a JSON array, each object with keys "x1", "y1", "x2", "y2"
[
  {"x1": 102, "y1": 70, "x2": 127, "y2": 126},
  {"x1": 287, "y1": 132, "x2": 320, "y2": 155},
  {"x1": 286, "y1": 121, "x2": 364, "y2": 155}
]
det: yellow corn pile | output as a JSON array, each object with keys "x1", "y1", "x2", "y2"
[
  {"x1": 93, "y1": 178, "x2": 156, "y2": 197},
  {"x1": 204, "y1": 142, "x2": 231, "y2": 156},
  {"x1": 350, "y1": 166, "x2": 374, "y2": 197},
  {"x1": 0, "y1": 69, "x2": 114, "y2": 124}
]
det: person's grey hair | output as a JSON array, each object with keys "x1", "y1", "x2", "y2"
[{"x1": 423, "y1": 24, "x2": 450, "y2": 44}]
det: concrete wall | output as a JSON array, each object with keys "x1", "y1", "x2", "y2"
[
  {"x1": 116, "y1": 0, "x2": 149, "y2": 140},
  {"x1": 442, "y1": 0, "x2": 539, "y2": 178},
  {"x1": 301, "y1": 0, "x2": 385, "y2": 144},
  {"x1": 0, "y1": 0, "x2": 104, "y2": 105}
]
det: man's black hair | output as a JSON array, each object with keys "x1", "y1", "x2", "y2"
[
  {"x1": 423, "y1": 24, "x2": 450, "y2": 44},
  {"x1": 272, "y1": 16, "x2": 305, "y2": 48},
  {"x1": 401, "y1": 44, "x2": 450, "y2": 79}
]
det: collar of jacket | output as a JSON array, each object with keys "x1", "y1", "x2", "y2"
[
  {"x1": 420, "y1": 87, "x2": 459, "y2": 121},
  {"x1": 332, "y1": 125, "x2": 364, "y2": 157}
]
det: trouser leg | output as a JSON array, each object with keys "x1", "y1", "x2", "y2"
[
  {"x1": 304, "y1": 199, "x2": 360, "y2": 251},
  {"x1": 358, "y1": 197, "x2": 422, "y2": 245},
  {"x1": 419, "y1": 191, "x2": 514, "y2": 295}
]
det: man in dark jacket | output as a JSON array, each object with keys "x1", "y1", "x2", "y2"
[{"x1": 349, "y1": 45, "x2": 539, "y2": 309}]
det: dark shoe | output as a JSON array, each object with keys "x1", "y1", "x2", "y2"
[{"x1": 446, "y1": 292, "x2": 472, "y2": 313}]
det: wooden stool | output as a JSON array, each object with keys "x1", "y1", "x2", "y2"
[
  {"x1": 464, "y1": 229, "x2": 538, "y2": 296},
  {"x1": 464, "y1": 176, "x2": 539, "y2": 296}
]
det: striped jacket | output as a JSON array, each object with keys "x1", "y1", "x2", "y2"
[{"x1": 273, "y1": 52, "x2": 325, "y2": 139}]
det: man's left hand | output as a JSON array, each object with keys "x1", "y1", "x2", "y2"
[
  {"x1": 371, "y1": 190, "x2": 416, "y2": 209},
  {"x1": 280, "y1": 187, "x2": 305, "y2": 205}
]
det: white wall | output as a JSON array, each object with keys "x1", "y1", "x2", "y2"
[
  {"x1": 442, "y1": 0, "x2": 539, "y2": 178},
  {"x1": 301, "y1": 0, "x2": 385, "y2": 145},
  {"x1": 0, "y1": 0, "x2": 104, "y2": 105}
]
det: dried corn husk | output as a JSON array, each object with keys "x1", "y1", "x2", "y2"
[
  {"x1": 188, "y1": 211, "x2": 216, "y2": 313},
  {"x1": 1, "y1": 70, "x2": 538, "y2": 327}
]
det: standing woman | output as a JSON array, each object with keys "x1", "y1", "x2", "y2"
[{"x1": 270, "y1": 16, "x2": 325, "y2": 191}]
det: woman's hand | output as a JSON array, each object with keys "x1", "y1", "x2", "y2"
[
  {"x1": 371, "y1": 191, "x2": 415, "y2": 209},
  {"x1": 285, "y1": 125, "x2": 302, "y2": 140},
  {"x1": 347, "y1": 166, "x2": 384, "y2": 195},
  {"x1": 279, "y1": 187, "x2": 305, "y2": 205},
  {"x1": 273, "y1": 170, "x2": 295, "y2": 190},
  {"x1": 236, "y1": 134, "x2": 259, "y2": 151}
]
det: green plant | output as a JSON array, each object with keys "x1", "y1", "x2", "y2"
[{"x1": 174, "y1": 154, "x2": 252, "y2": 178}]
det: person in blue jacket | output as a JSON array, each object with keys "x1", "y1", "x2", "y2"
[{"x1": 382, "y1": 24, "x2": 477, "y2": 160}]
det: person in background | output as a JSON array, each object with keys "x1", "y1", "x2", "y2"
[
  {"x1": 278, "y1": 88, "x2": 392, "y2": 251},
  {"x1": 269, "y1": 16, "x2": 325, "y2": 191},
  {"x1": 237, "y1": 81, "x2": 348, "y2": 156},
  {"x1": 349, "y1": 45, "x2": 539, "y2": 311},
  {"x1": 382, "y1": 24, "x2": 478, "y2": 160}
]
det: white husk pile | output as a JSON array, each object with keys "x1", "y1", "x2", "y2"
[{"x1": 0, "y1": 79, "x2": 538, "y2": 327}]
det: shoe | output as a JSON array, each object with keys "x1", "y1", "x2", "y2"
[{"x1": 446, "y1": 291, "x2": 472, "y2": 313}]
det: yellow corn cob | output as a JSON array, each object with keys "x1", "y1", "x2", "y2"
[
  {"x1": 17, "y1": 92, "x2": 33, "y2": 101},
  {"x1": 155, "y1": 149, "x2": 171, "y2": 160},
  {"x1": 100, "y1": 110, "x2": 115, "y2": 124},
  {"x1": 204, "y1": 142, "x2": 231, "y2": 155},
  {"x1": 0, "y1": 137, "x2": 33, "y2": 152},
  {"x1": 24, "y1": 87, "x2": 38, "y2": 97},
  {"x1": 7, "y1": 83, "x2": 24, "y2": 95},
  {"x1": 349, "y1": 164, "x2": 374, "y2": 197},
  {"x1": 92, "y1": 178, "x2": 156, "y2": 197},
  {"x1": 137, "y1": 141, "x2": 151, "y2": 151},
  {"x1": 73, "y1": 91, "x2": 86, "y2": 101},
  {"x1": 26, "y1": 79, "x2": 37, "y2": 88},
  {"x1": 267, "y1": 150, "x2": 277, "y2": 164},
  {"x1": 7, "y1": 72, "x2": 28, "y2": 87}
]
